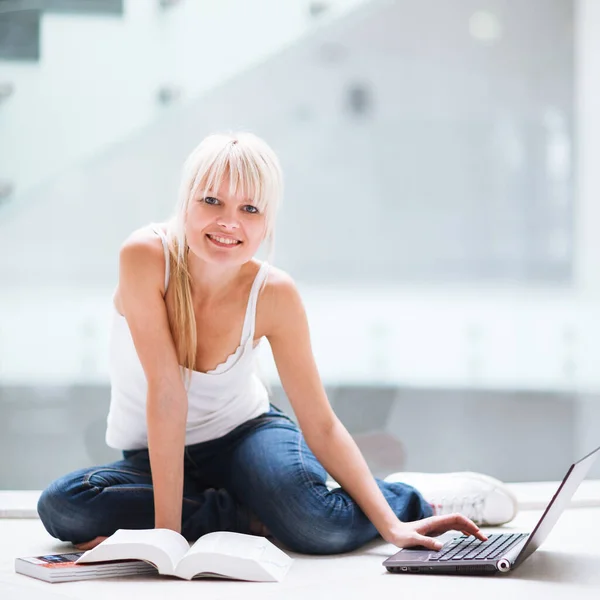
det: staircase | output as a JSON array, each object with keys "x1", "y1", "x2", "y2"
[
  {"x1": 0, "y1": 0, "x2": 372, "y2": 207},
  {"x1": 0, "y1": 0, "x2": 587, "y2": 400}
]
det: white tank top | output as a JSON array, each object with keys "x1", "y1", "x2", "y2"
[{"x1": 105, "y1": 225, "x2": 271, "y2": 450}]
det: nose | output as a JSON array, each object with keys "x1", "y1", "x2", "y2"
[{"x1": 216, "y1": 207, "x2": 240, "y2": 230}]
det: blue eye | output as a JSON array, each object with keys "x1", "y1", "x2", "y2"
[{"x1": 202, "y1": 196, "x2": 258, "y2": 214}]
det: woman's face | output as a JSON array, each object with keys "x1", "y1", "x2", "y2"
[{"x1": 185, "y1": 178, "x2": 267, "y2": 265}]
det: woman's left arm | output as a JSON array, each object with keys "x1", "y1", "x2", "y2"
[
  {"x1": 265, "y1": 272, "x2": 401, "y2": 539},
  {"x1": 265, "y1": 271, "x2": 485, "y2": 550}
]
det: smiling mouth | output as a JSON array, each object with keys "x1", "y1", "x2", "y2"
[{"x1": 206, "y1": 234, "x2": 242, "y2": 247}]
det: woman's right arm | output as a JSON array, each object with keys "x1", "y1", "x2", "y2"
[{"x1": 117, "y1": 230, "x2": 188, "y2": 533}]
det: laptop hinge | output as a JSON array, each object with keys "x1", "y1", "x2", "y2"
[{"x1": 497, "y1": 537, "x2": 528, "y2": 572}]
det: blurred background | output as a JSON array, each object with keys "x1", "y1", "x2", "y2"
[{"x1": 1, "y1": 0, "x2": 599, "y2": 490}]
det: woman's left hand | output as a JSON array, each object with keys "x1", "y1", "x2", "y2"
[
  {"x1": 383, "y1": 513, "x2": 488, "y2": 551},
  {"x1": 73, "y1": 536, "x2": 108, "y2": 551}
]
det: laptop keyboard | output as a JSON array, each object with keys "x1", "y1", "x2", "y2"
[{"x1": 428, "y1": 533, "x2": 528, "y2": 562}]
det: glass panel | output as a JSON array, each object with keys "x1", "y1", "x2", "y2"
[{"x1": 1, "y1": 0, "x2": 594, "y2": 491}]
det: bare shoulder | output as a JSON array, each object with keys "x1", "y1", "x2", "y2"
[
  {"x1": 260, "y1": 265, "x2": 305, "y2": 336},
  {"x1": 263, "y1": 265, "x2": 301, "y2": 302},
  {"x1": 264, "y1": 264, "x2": 295, "y2": 288},
  {"x1": 115, "y1": 225, "x2": 167, "y2": 311},
  {"x1": 120, "y1": 224, "x2": 165, "y2": 260}
]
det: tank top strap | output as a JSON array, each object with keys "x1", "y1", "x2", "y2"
[
  {"x1": 150, "y1": 223, "x2": 170, "y2": 293},
  {"x1": 240, "y1": 261, "x2": 270, "y2": 345}
]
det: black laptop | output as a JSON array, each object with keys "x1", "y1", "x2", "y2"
[{"x1": 383, "y1": 444, "x2": 600, "y2": 575}]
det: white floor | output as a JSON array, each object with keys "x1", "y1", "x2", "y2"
[{"x1": 1, "y1": 483, "x2": 600, "y2": 600}]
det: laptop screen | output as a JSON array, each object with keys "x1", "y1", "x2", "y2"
[{"x1": 515, "y1": 445, "x2": 600, "y2": 566}]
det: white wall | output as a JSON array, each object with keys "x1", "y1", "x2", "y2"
[
  {"x1": 0, "y1": 0, "x2": 371, "y2": 199},
  {"x1": 0, "y1": 0, "x2": 575, "y2": 286},
  {"x1": 574, "y1": 0, "x2": 600, "y2": 298},
  {"x1": 1, "y1": 0, "x2": 598, "y2": 396},
  {"x1": 0, "y1": 282, "x2": 598, "y2": 392}
]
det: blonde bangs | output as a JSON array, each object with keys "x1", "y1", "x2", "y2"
[{"x1": 192, "y1": 136, "x2": 277, "y2": 218}]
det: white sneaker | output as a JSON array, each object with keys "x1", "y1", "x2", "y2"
[
  {"x1": 325, "y1": 478, "x2": 340, "y2": 491},
  {"x1": 384, "y1": 471, "x2": 518, "y2": 526}
]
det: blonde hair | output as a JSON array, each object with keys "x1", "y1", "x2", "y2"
[{"x1": 165, "y1": 132, "x2": 283, "y2": 385}]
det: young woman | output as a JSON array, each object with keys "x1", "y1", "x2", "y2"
[{"x1": 37, "y1": 132, "x2": 517, "y2": 555}]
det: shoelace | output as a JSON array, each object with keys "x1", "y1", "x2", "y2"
[{"x1": 430, "y1": 495, "x2": 485, "y2": 524}]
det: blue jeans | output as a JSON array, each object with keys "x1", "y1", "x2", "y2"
[{"x1": 37, "y1": 404, "x2": 433, "y2": 555}]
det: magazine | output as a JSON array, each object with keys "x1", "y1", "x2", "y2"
[
  {"x1": 15, "y1": 551, "x2": 157, "y2": 583},
  {"x1": 15, "y1": 529, "x2": 293, "y2": 583}
]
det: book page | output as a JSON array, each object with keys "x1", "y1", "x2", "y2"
[
  {"x1": 175, "y1": 532, "x2": 292, "y2": 581},
  {"x1": 188, "y1": 532, "x2": 272, "y2": 562},
  {"x1": 76, "y1": 528, "x2": 190, "y2": 575}
]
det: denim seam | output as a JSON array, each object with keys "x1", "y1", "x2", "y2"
[
  {"x1": 184, "y1": 446, "x2": 203, "y2": 473},
  {"x1": 83, "y1": 468, "x2": 149, "y2": 489},
  {"x1": 297, "y1": 431, "x2": 357, "y2": 531},
  {"x1": 296, "y1": 431, "x2": 329, "y2": 503},
  {"x1": 81, "y1": 474, "x2": 206, "y2": 508}
]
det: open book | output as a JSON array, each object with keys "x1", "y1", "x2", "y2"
[
  {"x1": 76, "y1": 529, "x2": 292, "y2": 582},
  {"x1": 15, "y1": 529, "x2": 292, "y2": 583}
]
